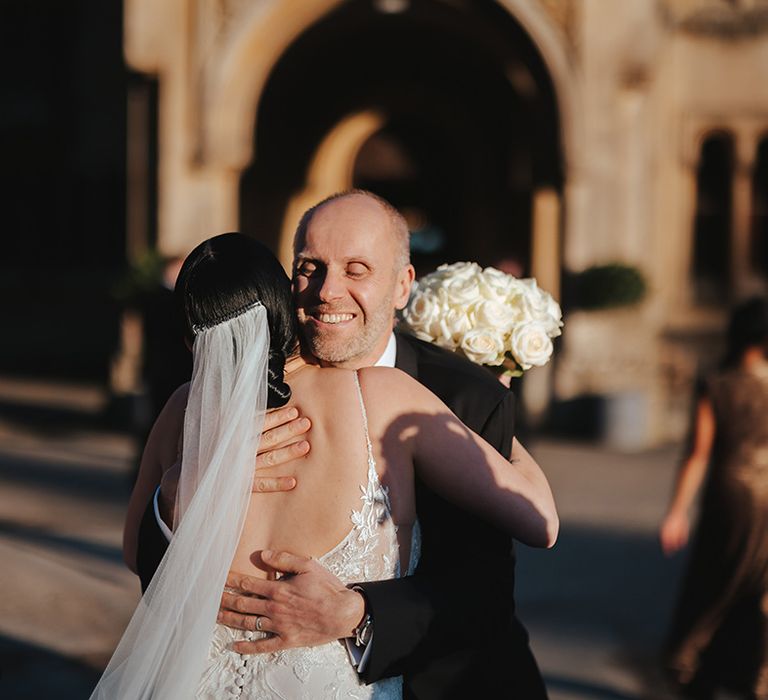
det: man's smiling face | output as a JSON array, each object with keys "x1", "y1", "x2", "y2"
[{"x1": 293, "y1": 194, "x2": 413, "y2": 368}]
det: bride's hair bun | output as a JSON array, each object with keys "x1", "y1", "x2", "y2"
[
  {"x1": 175, "y1": 233, "x2": 298, "y2": 409},
  {"x1": 267, "y1": 350, "x2": 291, "y2": 408}
]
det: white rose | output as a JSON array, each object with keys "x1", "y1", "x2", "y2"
[
  {"x1": 516, "y1": 279, "x2": 560, "y2": 333},
  {"x1": 483, "y1": 267, "x2": 526, "y2": 297},
  {"x1": 482, "y1": 266, "x2": 514, "y2": 290},
  {"x1": 403, "y1": 290, "x2": 442, "y2": 338},
  {"x1": 509, "y1": 321, "x2": 554, "y2": 370},
  {"x1": 522, "y1": 284, "x2": 562, "y2": 337},
  {"x1": 460, "y1": 328, "x2": 506, "y2": 365},
  {"x1": 474, "y1": 299, "x2": 517, "y2": 334},
  {"x1": 543, "y1": 293, "x2": 563, "y2": 337},
  {"x1": 444, "y1": 275, "x2": 481, "y2": 305},
  {"x1": 415, "y1": 271, "x2": 445, "y2": 293},
  {"x1": 517, "y1": 278, "x2": 547, "y2": 315},
  {"x1": 436, "y1": 261, "x2": 482, "y2": 281},
  {"x1": 440, "y1": 307, "x2": 473, "y2": 341},
  {"x1": 477, "y1": 272, "x2": 513, "y2": 302}
]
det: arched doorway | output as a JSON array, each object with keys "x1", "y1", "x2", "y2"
[{"x1": 238, "y1": 0, "x2": 563, "y2": 276}]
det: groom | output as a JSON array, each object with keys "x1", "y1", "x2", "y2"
[{"x1": 137, "y1": 190, "x2": 552, "y2": 699}]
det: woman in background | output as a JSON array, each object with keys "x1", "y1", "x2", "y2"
[{"x1": 660, "y1": 297, "x2": 768, "y2": 700}]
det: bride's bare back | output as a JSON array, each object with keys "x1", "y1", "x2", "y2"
[
  {"x1": 123, "y1": 358, "x2": 557, "y2": 578},
  {"x1": 231, "y1": 361, "x2": 417, "y2": 577}
]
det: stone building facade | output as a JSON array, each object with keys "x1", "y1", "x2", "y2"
[{"x1": 123, "y1": 0, "x2": 768, "y2": 446}]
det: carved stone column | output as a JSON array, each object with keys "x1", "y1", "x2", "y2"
[
  {"x1": 531, "y1": 187, "x2": 561, "y2": 299},
  {"x1": 524, "y1": 187, "x2": 561, "y2": 425}
]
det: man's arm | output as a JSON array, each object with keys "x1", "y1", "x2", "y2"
[
  {"x1": 356, "y1": 390, "x2": 526, "y2": 681},
  {"x1": 355, "y1": 440, "x2": 544, "y2": 680},
  {"x1": 220, "y1": 392, "x2": 548, "y2": 682},
  {"x1": 133, "y1": 405, "x2": 311, "y2": 588}
]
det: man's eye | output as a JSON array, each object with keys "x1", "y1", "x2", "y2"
[
  {"x1": 346, "y1": 263, "x2": 368, "y2": 277},
  {"x1": 297, "y1": 262, "x2": 319, "y2": 276}
]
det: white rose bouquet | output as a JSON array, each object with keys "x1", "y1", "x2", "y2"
[{"x1": 399, "y1": 262, "x2": 563, "y2": 376}]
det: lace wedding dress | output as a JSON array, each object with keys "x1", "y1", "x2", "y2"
[{"x1": 197, "y1": 371, "x2": 421, "y2": 699}]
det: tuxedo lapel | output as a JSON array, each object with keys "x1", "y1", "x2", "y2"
[{"x1": 394, "y1": 332, "x2": 419, "y2": 380}]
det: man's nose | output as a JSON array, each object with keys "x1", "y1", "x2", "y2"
[{"x1": 317, "y1": 270, "x2": 345, "y2": 302}]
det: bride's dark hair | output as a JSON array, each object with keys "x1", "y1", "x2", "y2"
[{"x1": 175, "y1": 232, "x2": 296, "y2": 407}]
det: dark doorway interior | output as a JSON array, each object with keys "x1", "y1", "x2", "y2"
[
  {"x1": 752, "y1": 136, "x2": 768, "y2": 276},
  {"x1": 0, "y1": 0, "x2": 132, "y2": 380},
  {"x1": 692, "y1": 132, "x2": 734, "y2": 305},
  {"x1": 239, "y1": 0, "x2": 562, "y2": 277}
]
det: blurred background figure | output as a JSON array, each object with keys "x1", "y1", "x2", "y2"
[
  {"x1": 139, "y1": 256, "x2": 191, "y2": 426},
  {"x1": 131, "y1": 255, "x2": 192, "y2": 480},
  {"x1": 660, "y1": 297, "x2": 768, "y2": 700}
]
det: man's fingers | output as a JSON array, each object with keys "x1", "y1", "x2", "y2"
[
  {"x1": 231, "y1": 636, "x2": 285, "y2": 655},
  {"x1": 217, "y1": 610, "x2": 272, "y2": 632},
  {"x1": 225, "y1": 572, "x2": 277, "y2": 597},
  {"x1": 258, "y1": 416, "x2": 311, "y2": 451},
  {"x1": 226, "y1": 571, "x2": 253, "y2": 591},
  {"x1": 261, "y1": 550, "x2": 312, "y2": 575},
  {"x1": 220, "y1": 591, "x2": 268, "y2": 615},
  {"x1": 262, "y1": 406, "x2": 298, "y2": 432},
  {"x1": 255, "y1": 440, "x2": 310, "y2": 470},
  {"x1": 252, "y1": 475, "x2": 296, "y2": 493}
]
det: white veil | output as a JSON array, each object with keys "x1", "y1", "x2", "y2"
[{"x1": 91, "y1": 302, "x2": 270, "y2": 699}]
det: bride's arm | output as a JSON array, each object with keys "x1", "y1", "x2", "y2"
[
  {"x1": 122, "y1": 384, "x2": 188, "y2": 573},
  {"x1": 370, "y1": 368, "x2": 558, "y2": 548}
]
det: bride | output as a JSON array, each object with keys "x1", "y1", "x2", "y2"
[{"x1": 92, "y1": 232, "x2": 558, "y2": 699}]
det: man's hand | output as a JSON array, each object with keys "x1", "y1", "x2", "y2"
[
  {"x1": 218, "y1": 550, "x2": 366, "y2": 654},
  {"x1": 253, "y1": 407, "x2": 311, "y2": 492},
  {"x1": 157, "y1": 407, "x2": 311, "y2": 525}
]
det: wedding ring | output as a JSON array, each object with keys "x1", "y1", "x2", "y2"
[{"x1": 255, "y1": 616, "x2": 263, "y2": 632}]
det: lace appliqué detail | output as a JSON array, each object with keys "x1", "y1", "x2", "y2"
[{"x1": 196, "y1": 371, "x2": 418, "y2": 699}]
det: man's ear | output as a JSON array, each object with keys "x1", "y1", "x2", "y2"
[{"x1": 393, "y1": 265, "x2": 416, "y2": 310}]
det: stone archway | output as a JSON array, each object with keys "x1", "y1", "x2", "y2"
[
  {"x1": 202, "y1": 0, "x2": 580, "y2": 269},
  {"x1": 205, "y1": 0, "x2": 578, "y2": 168},
  {"x1": 277, "y1": 110, "x2": 385, "y2": 268}
]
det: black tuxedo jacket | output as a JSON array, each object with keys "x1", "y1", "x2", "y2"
[
  {"x1": 354, "y1": 332, "x2": 546, "y2": 699},
  {"x1": 135, "y1": 331, "x2": 547, "y2": 699}
]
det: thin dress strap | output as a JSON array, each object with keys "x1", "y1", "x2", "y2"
[{"x1": 353, "y1": 370, "x2": 383, "y2": 493}]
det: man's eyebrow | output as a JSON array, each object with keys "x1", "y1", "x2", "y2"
[{"x1": 295, "y1": 254, "x2": 375, "y2": 266}]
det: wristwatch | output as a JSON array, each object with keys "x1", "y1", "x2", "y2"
[
  {"x1": 353, "y1": 612, "x2": 373, "y2": 647},
  {"x1": 350, "y1": 585, "x2": 373, "y2": 647}
]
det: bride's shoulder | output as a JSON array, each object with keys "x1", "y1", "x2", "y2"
[
  {"x1": 357, "y1": 367, "x2": 438, "y2": 408},
  {"x1": 157, "y1": 382, "x2": 190, "y2": 427}
]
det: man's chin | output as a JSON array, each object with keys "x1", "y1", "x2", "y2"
[
  {"x1": 308, "y1": 345, "x2": 356, "y2": 365},
  {"x1": 304, "y1": 335, "x2": 365, "y2": 365}
]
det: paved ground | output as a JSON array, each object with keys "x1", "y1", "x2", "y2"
[
  {"x1": 0, "y1": 375, "x2": 716, "y2": 699},
  {"x1": 515, "y1": 440, "x2": 688, "y2": 700}
]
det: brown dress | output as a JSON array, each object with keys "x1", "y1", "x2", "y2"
[{"x1": 666, "y1": 364, "x2": 768, "y2": 698}]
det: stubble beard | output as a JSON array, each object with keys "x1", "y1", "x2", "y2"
[{"x1": 299, "y1": 298, "x2": 395, "y2": 367}]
